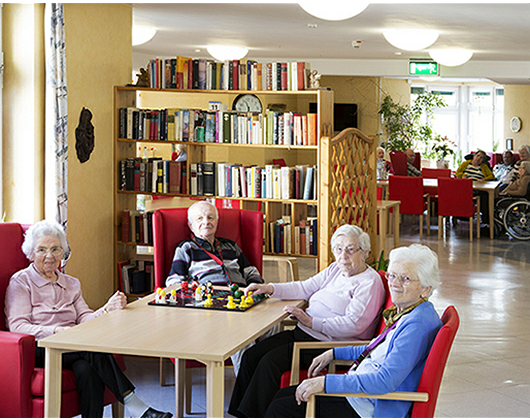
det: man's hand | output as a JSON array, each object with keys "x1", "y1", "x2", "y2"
[
  {"x1": 283, "y1": 305, "x2": 313, "y2": 328},
  {"x1": 307, "y1": 349, "x2": 334, "y2": 378},
  {"x1": 244, "y1": 283, "x2": 274, "y2": 297},
  {"x1": 295, "y1": 376, "x2": 325, "y2": 404}
]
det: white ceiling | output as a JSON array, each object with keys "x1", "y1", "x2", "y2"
[{"x1": 131, "y1": 2, "x2": 530, "y2": 85}]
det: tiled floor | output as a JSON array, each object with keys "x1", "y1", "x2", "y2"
[{"x1": 107, "y1": 217, "x2": 530, "y2": 417}]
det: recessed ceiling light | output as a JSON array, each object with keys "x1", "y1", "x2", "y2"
[{"x1": 307, "y1": 23, "x2": 318, "y2": 28}]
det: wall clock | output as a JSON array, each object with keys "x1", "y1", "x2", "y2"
[
  {"x1": 510, "y1": 116, "x2": 522, "y2": 133},
  {"x1": 232, "y1": 94, "x2": 263, "y2": 113}
]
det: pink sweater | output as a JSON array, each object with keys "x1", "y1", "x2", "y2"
[
  {"x1": 5, "y1": 264, "x2": 103, "y2": 341},
  {"x1": 271, "y1": 263, "x2": 385, "y2": 341}
]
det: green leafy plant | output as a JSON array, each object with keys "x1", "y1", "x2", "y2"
[
  {"x1": 379, "y1": 92, "x2": 447, "y2": 152},
  {"x1": 371, "y1": 250, "x2": 389, "y2": 272}
]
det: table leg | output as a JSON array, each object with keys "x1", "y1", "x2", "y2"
[
  {"x1": 174, "y1": 358, "x2": 185, "y2": 417},
  {"x1": 488, "y1": 191, "x2": 495, "y2": 239},
  {"x1": 378, "y1": 209, "x2": 387, "y2": 258},
  {"x1": 44, "y1": 348, "x2": 63, "y2": 418},
  {"x1": 206, "y1": 361, "x2": 224, "y2": 418},
  {"x1": 393, "y1": 203, "x2": 400, "y2": 248}
]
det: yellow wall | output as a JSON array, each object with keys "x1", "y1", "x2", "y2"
[
  {"x1": 63, "y1": 4, "x2": 132, "y2": 308},
  {"x1": 504, "y1": 85, "x2": 530, "y2": 151}
]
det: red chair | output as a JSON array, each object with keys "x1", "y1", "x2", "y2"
[
  {"x1": 389, "y1": 176, "x2": 431, "y2": 240},
  {"x1": 0, "y1": 223, "x2": 123, "y2": 418},
  {"x1": 152, "y1": 206, "x2": 263, "y2": 413},
  {"x1": 305, "y1": 306, "x2": 460, "y2": 418},
  {"x1": 280, "y1": 270, "x2": 392, "y2": 388},
  {"x1": 437, "y1": 178, "x2": 480, "y2": 241},
  {"x1": 422, "y1": 168, "x2": 452, "y2": 214},
  {"x1": 413, "y1": 152, "x2": 421, "y2": 170},
  {"x1": 390, "y1": 151, "x2": 408, "y2": 176}
]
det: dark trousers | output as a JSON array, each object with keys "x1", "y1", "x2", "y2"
[
  {"x1": 474, "y1": 190, "x2": 489, "y2": 223},
  {"x1": 35, "y1": 345, "x2": 134, "y2": 418},
  {"x1": 228, "y1": 326, "x2": 324, "y2": 418},
  {"x1": 265, "y1": 385, "x2": 360, "y2": 418}
]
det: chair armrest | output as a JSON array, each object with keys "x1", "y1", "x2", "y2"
[
  {"x1": 289, "y1": 340, "x2": 370, "y2": 386},
  {"x1": 306, "y1": 391, "x2": 429, "y2": 417},
  {"x1": 0, "y1": 331, "x2": 36, "y2": 418}
]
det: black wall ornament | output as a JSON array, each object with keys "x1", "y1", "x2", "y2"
[{"x1": 75, "y1": 107, "x2": 95, "y2": 163}]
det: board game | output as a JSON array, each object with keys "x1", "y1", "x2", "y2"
[{"x1": 148, "y1": 282, "x2": 268, "y2": 312}]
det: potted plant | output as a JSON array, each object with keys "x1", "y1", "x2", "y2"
[
  {"x1": 379, "y1": 92, "x2": 447, "y2": 152},
  {"x1": 426, "y1": 135, "x2": 456, "y2": 168}
]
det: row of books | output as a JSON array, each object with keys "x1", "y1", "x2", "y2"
[
  {"x1": 118, "y1": 259, "x2": 154, "y2": 295},
  {"x1": 119, "y1": 107, "x2": 318, "y2": 146},
  {"x1": 121, "y1": 210, "x2": 154, "y2": 245},
  {"x1": 268, "y1": 217, "x2": 318, "y2": 255},
  {"x1": 147, "y1": 57, "x2": 312, "y2": 91},
  {"x1": 120, "y1": 158, "x2": 187, "y2": 194},
  {"x1": 190, "y1": 162, "x2": 318, "y2": 200}
]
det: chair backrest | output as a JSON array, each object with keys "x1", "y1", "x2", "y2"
[
  {"x1": 421, "y1": 168, "x2": 451, "y2": 179},
  {"x1": 0, "y1": 223, "x2": 31, "y2": 331},
  {"x1": 388, "y1": 176, "x2": 426, "y2": 215},
  {"x1": 411, "y1": 306, "x2": 460, "y2": 418},
  {"x1": 437, "y1": 178, "x2": 474, "y2": 217},
  {"x1": 152, "y1": 207, "x2": 263, "y2": 290},
  {"x1": 413, "y1": 152, "x2": 421, "y2": 170},
  {"x1": 390, "y1": 152, "x2": 408, "y2": 176},
  {"x1": 375, "y1": 270, "x2": 393, "y2": 335}
]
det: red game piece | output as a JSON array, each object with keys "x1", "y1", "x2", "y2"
[
  {"x1": 191, "y1": 280, "x2": 199, "y2": 290},
  {"x1": 181, "y1": 281, "x2": 189, "y2": 291}
]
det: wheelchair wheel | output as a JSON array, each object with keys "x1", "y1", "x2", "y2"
[{"x1": 503, "y1": 200, "x2": 530, "y2": 240}]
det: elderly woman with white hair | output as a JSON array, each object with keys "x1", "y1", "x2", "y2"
[
  {"x1": 265, "y1": 244, "x2": 442, "y2": 418},
  {"x1": 228, "y1": 224, "x2": 386, "y2": 418},
  {"x1": 512, "y1": 144, "x2": 530, "y2": 182},
  {"x1": 5, "y1": 220, "x2": 172, "y2": 418}
]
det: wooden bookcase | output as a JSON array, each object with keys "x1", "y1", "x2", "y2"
[{"x1": 113, "y1": 86, "x2": 336, "y2": 295}]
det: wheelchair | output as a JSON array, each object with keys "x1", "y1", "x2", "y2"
[{"x1": 494, "y1": 188, "x2": 530, "y2": 240}]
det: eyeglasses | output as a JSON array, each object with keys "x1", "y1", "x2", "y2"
[
  {"x1": 35, "y1": 246, "x2": 63, "y2": 256},
  {"x1": 332, "y1": 245, "x2": 361, "y2": 256},
  {"x1": 386, "y1": 272, "x2": 418, "y2": 286}
]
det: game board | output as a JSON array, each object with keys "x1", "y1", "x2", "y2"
[{"x1": 148, "y1": 284, "x2": 268, "y2": 312}]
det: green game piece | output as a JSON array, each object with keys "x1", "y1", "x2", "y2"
[
  {"x1": 230, "y1": 284, "x2": 239, "y2": 293},
  {"x1": 234, "y1": 289, "x2": 243, "y2": 299}
]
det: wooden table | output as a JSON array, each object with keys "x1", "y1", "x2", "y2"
[
  {"x1": 377, "y1": 200, "x2": 400, "y2": 257},
  {"x1": 39, "y1": 291, "x2": 304, "y2": 418}
]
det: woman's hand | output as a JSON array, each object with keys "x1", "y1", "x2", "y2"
[
  {"x1": 283, "y1": 305, "x2": 313, "y2": 328},
  {"x1": 54, "y1": 326, "x2": 70, "y2": 334},
  {"x1": 295, "y1": 376, "x2": 325, "y2": 405},
  {"x1": 244, "y1": 283, "x2": 274, "y2": 297},
  {"x1": 307, "y1": 349, "x2": 334, "y2": 378},
  {"x1": 104, "y1": 290, "x2": 127, "y2": 313}
]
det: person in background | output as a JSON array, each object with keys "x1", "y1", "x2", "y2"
[
  {"x1": 376, "y1": 147, "x2": 394, "y2": 179},
  {"x1": 264, "y1": 244, "x2": 442, "y2": 418},
  {"x1": 455, "y1": 150, "x2": 495, "y2": 181},
  {"x1": 173, "y1": 143, "x2": 187, "y2": 162},
  {"x1": 405, "y1": 148, "x2": 421, "y2": 177},
  {"x1": 228, "y1": 224, "x2": 385, "y2": 418},
  {"x1": 500, "y1": 160, "x2": 530, "y2": 197},
  {"x1": 493, "y1": 149, "x2": 516, "y2": 192},
  {"x1": 512, "y1": 144, "x2": 530, "y2": 182},
  {"x1": 5, "y1": 220, "x2": 172, "y2": 418}
]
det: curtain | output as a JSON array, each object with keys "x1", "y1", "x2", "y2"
[{"x1": 45, "y1": 3, "x2": 68, "y2": 229}]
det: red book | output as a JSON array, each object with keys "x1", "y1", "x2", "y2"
[
  {"x1": 168, "y1": 161, "x2": 181, "y2": 194},
  {"x1": 138, "y1": 213, "x2": 145, "y2": 244},
  {"x1": 297, "y1": 62, "x2": 305, "y2": 90},
  {"x1": 300, "y1": 220, "x2": 307, "y2": 254},
  {"x1": 232, "y1": 60, "x2": 239, "y2": 90},
  {"x1": 281, "y1": 63, "x2": 288, "y2": 90},
  {"x1": 117, "y1": 260, "x2": 130, "y2": 292}
]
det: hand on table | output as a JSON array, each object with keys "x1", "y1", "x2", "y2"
[
  {"x1": 295, "y1": 376, "x2": 325, "y2": 404},
  {"x1": 244, "y1": 283, "x2": 274, "y2": 297},
  {"x1": 283, "y1": 305, "x2": 313, "y2": 328},
  {"x1": 54, "y1": 326, "x2": 71, "y2": 334},
  {"x1": 104, "y1": 290, "x2": 127, "y2": 313}
]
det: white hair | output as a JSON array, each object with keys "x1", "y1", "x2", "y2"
[
  {"x1": 388, "y1": 244, "x2": 439, "y2": 297},
  {"x1": 176, "y1": 143, "x2": 187, "y2": 153},
  {"x1": 187, "y1": 200, "x2": 218, "y2": 224},
  {"x1": 22, "y1": 220, "x2": 69, "y2": 260},
  {"x1": 330, "y1": 224, "x2": 370, "y2": 254},
  {"x1": 518, "y1": 144, "x2": 530, "y2": 156},
  {"x1": 521, "y1": 161, "x2": 530, "y2": 171}
]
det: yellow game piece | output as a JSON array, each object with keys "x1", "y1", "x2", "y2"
[
  {"x1": 239, "y1": 298, "x2": 248, "y2": 309},
  {"x1": 204, "y1": 293, "x2": 213, "y2": 307},
  {"x1": 245, "y1": 292, "x2": 254, "y2": 305},
  {"x1": 226, "y1": 295, "x2": 237, "y2": 309}
]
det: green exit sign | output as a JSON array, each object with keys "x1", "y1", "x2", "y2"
[{"x1": 409, "y1": 60, "x2": 439, "y2": 76}]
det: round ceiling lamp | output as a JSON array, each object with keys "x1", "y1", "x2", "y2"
[
  {"x1": 207, "y1": 46, "x2": 249, "y2": 62},
  {"x1": 298, "y1": 0, "x2": 369, "y2": 21},
  {"x1": 383, "y1": 29, "x2": 439, "y2": 51},
  {"x1": 132, "y1": 25, "x2": 157, "y2": 46},
  {"x1": 429, "y1": 49, "x2": 474, "y2": 67}
]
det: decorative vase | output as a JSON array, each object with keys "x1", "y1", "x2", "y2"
[{"x1": 436, "y1": 160, "x2": 449, "y2": 169}]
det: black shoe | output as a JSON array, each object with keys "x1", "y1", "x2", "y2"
[{"x1": 141, "y1": 407, "x2": 173, "y2": 418}]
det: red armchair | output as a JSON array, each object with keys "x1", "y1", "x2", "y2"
[
  {"x1": 390, "y1": 151, "x2": 408, "y2": 176},
  {"x1": 153, "y1": 206, "x2": 264, "y2": 413},
  {"x1": 0, "y1": 222, "x2": 123, "y2": 418}
]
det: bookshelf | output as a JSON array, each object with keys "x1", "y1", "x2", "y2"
[{"x1": 113, "y1": 86, "x2": 334, "y2": 295}]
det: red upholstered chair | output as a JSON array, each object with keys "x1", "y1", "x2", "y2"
[
  {"x1": 305, "y1": 306, "x2": 460, "y2": 418},
  {"x1": 413, "y1": 152, "x2": 421, "y2": 170},
  {"x1": 422, "y1": 168, "x2": 452, "y2": 214},
  {"x1": 389, "y1": 175, "x2": 431, "y2": 240},
  {"x1": 0, "y1": 222, "x2": 123, "y2": 418},
  {"x1": 389, "y1": 151, "x2": 408, "y2": 176},
  {"x1": 153, "y1": 206, "x2": 263, "y2": 413},
  {"x1": 437, "y1": 177, "x2": 480, "y2": 241},
  {"x1": 280, "y1": 270, "x2": 392, "y2": 388}
]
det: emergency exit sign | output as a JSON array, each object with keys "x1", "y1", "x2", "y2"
[{"x1": 409, "y1": 60, "x2": 439, "y2": 76}]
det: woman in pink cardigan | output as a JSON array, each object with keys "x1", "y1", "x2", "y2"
[{"x1": 228, "y1": 224, "x2": 385, "y2": 418}]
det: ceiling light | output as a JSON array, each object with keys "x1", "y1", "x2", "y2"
[
  {"x1": 207, "y1": 46, "x2": 249, "y2": 62},
  {"x1": 383, "y1": 29, "x2": 439, "y2": 51},
  {"x1": 298, "y1": 0, "x2": 369, "y2": 21},
  {"x1": 429, "y1": 49, "x2": 473, "y2": 67},
  {"x1": 132, "y1": 25, "x2": 156, "y2": 46}
]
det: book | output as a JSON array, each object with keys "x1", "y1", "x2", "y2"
[
  {"x1": 196, "y1": 162, "x2": 204, "y2": 195},
  {"x1": 303, "y1": 166, "x2": 314, "y2": 200},
  {"x1": 203, "y1": 161, "x2": 216, "y2": 196},
  {"x1": 190, "y1": 163, "x2": 198, "y2": 195},
  {"x1": 168, "y1": 160, "x2": 181, "y2": 194}
]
